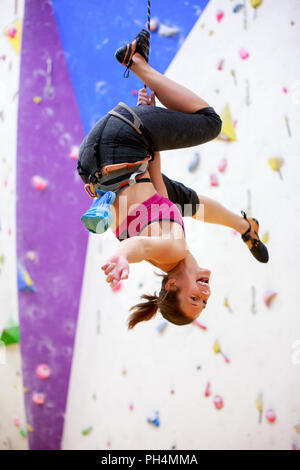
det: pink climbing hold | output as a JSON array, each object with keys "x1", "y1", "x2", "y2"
[
  {"x1": 131, "y1": 89, "x2": 138, "y2": 97},
  {"x1": 217, "y1": 59, "x2": 224, "y2": 71},
  {"x1": 148, "y1": 18, "x2": 159, "y2": 32},
  {"x1": 210, "y1": 174, "x2": 219, "y2": 187},
  {"x1": 204, "y1": 381, "x2": 211, "y2": 397},
  {"x1": 263, "y1": 290, "x2": 277, "y2": 308},
  {"x1": 129, "y1": 403, "x2": 134, "y2": 411},
  {"x1": 112, "y1": 281, "x2": 122, "y2": 291},
  {"x1": 194, "y1": 320, "x2": 207, "y2": 330},
  {"x1": 265, "y1": 409, "x2": 276, "y2": 423},
  {"x1": 32, "y1": 175, "x2": 48, "y2": 191},
  {"x1": 282, "y1": 87, "x2": 288, "y2": 94},
  {"x1": 13, "y1": 416, "x2": 20, "y2": 427},
  {"x1": 218, "y1": 158, "x2": 227, "y2": 173},
  {"x1": 36, "y1": 364, "x2": 51, "y2": 380},
  {"x1": 32, "y1": 392, "x2": 46, "y2": 406},
  {"x1": 69, "y1": 145, "x2": 79, "y2": 161},
  {"x1": 216, "y1": 10, "x2": 224, "y2": 22},
  {"x1": 26, "y1": 250, "x2": 38, "y2": 263},
  {"x1": 239, "y1": 48, "x2": 250, "y2": 60},
  {"x1": 213, "y1": 395, "x2": 224, "y2": 410},
  {"x1": 6, "y1": 26, "x2": 17, "y2": 38}
]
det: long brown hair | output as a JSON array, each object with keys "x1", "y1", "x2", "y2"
[{"x1": 127, "y1": 273, "x2": 194, "y2": 329}]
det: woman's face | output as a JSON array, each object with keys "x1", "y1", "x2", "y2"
[{"x1": 166, "y1": 267, "x2": 211, "y2": 320}]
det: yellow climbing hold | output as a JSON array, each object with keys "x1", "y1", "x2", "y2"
[
  {"x1": 213, "y1": 340, "x2": 221, "y2": 354},
  {"x1": 262, "y1": 232, "x2": 269, "y2": 244},
  {"x1": 255, "y1": 394, "x2": 263, "y2": 412},
  {"x1": 3, "y1": 19, "x2": 23, "y2": 54},
  {"x1": 23, "y1": 387, "x2": 29, "y2": 393},
  {"x1": 217, "y1": 104, "x2": 237, "y2": 141},
  {"x1": 268, "y1": 156, "x2": 284, "y2": 179},
  {"x1": 27, "y1": 424, "x2": 34, "y2": 433},
  {"x1": 250, "y1": 0, "x2": 262, "y2": 8},
  {"x1": 33, "y1": 96, "x2": 42, "y2": 104}
]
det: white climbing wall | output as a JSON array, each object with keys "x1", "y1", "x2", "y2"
[
  {"x1": 62, "y1": 0, "x2": 300, "y2": 450},
  {"x1": 0, "y1": 0, "x2": 28, "y2": 450}
]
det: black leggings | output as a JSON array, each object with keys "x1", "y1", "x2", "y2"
[{"x1": 77, "y1": 104, "x2": 222, "y2": 181}]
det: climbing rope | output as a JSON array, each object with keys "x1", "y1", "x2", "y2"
[{"x1": 144, "y1": 0, "x2": 151, "y2": 89}]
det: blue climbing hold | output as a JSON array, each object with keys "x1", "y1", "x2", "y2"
[{"x1": 188, "y1": 152, "x2": 201, "y2": 173}]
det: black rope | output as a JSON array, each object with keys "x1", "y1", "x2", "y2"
[{"x1": 144, "y1": 0, "x2": 151, "y2": 89}]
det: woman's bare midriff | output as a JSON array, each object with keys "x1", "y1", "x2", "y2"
[{"x1": 109, "y1": 169, "x2": 184, "y2": 272}]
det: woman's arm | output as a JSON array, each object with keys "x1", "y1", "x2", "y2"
[{"x1": 101, "y1": 236, "x2": 187, "y2": 287}]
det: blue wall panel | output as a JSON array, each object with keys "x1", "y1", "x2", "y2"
[{"x1": 52, "y1": 0, "x2": 210, "y2": 134}]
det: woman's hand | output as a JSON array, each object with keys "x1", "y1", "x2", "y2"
[
  {"x1": 101, "y1": 254, "x2": 129, "y2": 288},
  {"x1": 137, "y1": 87, "x2": 156, "y2": 106}
]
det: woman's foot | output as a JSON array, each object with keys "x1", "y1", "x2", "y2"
[
  {"x1": 240, "y1": 210, "x2": 269, "y2": 263},
  {"x1": 115, "y1": 29, "x2": 150, "y2": 77}
]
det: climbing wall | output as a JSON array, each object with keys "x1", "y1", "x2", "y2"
[
  {"x1": 1, "y1": 0, "x2": 300, "y2": 451},
  {"x1": 63, "y1": 0, "x2": 300, "y2": 450}
]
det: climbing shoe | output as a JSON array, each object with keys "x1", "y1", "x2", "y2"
[
  {"x1": 240, "y1": 210, "x2": 269, "y2": 263},
  {"x1": 115, "y1": 29, "x2": 150, "y2": 77}
]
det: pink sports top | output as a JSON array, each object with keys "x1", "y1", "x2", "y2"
[{"x1": 113, "y1": 193, "x2": 185, "y2": 242}]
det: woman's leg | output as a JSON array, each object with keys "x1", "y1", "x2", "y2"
[
  {"x1": 130, "y1": 53, "x2": 209, "y2": 113},
  {"x1": 192, "y1": 194, "x2": 249, "y2": 234}
]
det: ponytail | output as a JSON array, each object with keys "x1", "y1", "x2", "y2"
[{"x1": 127, "y1": 293, "x2": 160, "y2": 330}]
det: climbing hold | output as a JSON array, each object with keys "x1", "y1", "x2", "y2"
[
  {"x1": 4, "y1": 19, "x2": 22, "y2": 54},
  {"x1": 20, "y1": 429, "x2": 27, "y2": 438},
  {"x1": 239, "y1": 48, "x2": 250, "y2": 60},
  {"x1": 149, "y1": 18, "x2": 159, "y2": 32},
  {"x1": 0, "y1": 254, "x2": 4, "y2": 265},
  {"x1": 213, "y1": 395, "x2": 224, "y2": 410},
  {"x1": 217, "y1": 59, "x2": 224, "y2": 71},
  {"x1": 69, "y1": 145, "x2": 79, "y2": 161},
  {"x1": 196, "y1": 365, "x2": 201, "y2": 370},
  {"x1": 0, "y1": 324, "x2": 19, "y2": 345},
  {"x1": 36, "y1": 364, "x2": 51, "y2": 380},
  {"x1": 32, "y1": 392, "x2": 45, "y2": 406},
  {"x1": 250, "y1": 0, "x2": 262, "y2": 8},
  {"x1": 26, "y1": 250, "x2": 38, "y2": 262},
  {"x1": 131, "y1": 89, "x2": 138, "y2": 97},
  {"x1": 13, "y1": 416, "x2": 20, "y2": 427},
  {"x1": 282, "y1": 87, "x2": 288, "y2": 94},
  {"x1": 107, "y1": 441, "x2": 111, "y2": 448},
  {"x1": 147, "y1": 411, "x2": 160, "y2": 427},
  {"x1": 194, "y1": 320, "x2": 207, "y2": 330},
  {"x1": 292, "y1": 443, "x2": 299, "y2": 450},
  {"x1": 188, "y1": 152, "x2": 200, "y2": 173},
  {"x1": 33, "y1": 96, "x2": 42, "y2": 104},
  {"x1": 216, "y1": 10, "x2": 224, "y2": 22},
  {"x1": 233, "y1": 4, "x2": 244, "y2": 13},
  {"x1": 204, "y1": 381, "x2": 211, "y2": 397},
  {"x1": 129, "y1": 403, "x2": 134, "y2": 411},
  {"x1": 255, "y1": 393, "x2": 264, "y2": 423},
  {"x1": 32, "y1": 175, "x2": 48, "y2": 191},
  {"x1": 218, "y1": 158, "x2": 227, "y2": 173},
  {"x1": 262, "y1": 232, "x2": 269, "y2": 244},
  {"x1": 265, "y1": 409, "x2": 276, "y2": 423},
  {"x1": 294, "y1": 422, "x2": 300, "y2": 434},
  {"x1": 263, "y1": 290, "x2": 277, "y2": 308},
  {"x1": 268, "y1": 156, "x2": 284, "y2": 180},
  {"x1": 138, "y1": 282, "x2": 143, "y2": 289},
  {"x1": 23, "y1": 387, "x2": 29, "y2": 393},
  {"x1": 82, "y1": 426, "x2": 93, "y2": 436},
  {"x1": 158, "y1": 24, "x2": 180, "y2": 37},
  {"x1": 156, "y1": 320, "x2": 168, "y2": 333},
  {"x1": 213, "y1": 340, "x2": 230, "y2": 363},
  {"x1": 210, "y1": 174, "x2": 219, "y2": 187},
  {"x1": 112, "y1": 281, "x2": 122, "y2": 291},
  {"x1": 17, "y1": 260, "x2": 35, "y2": 292},
  {"x1": 27, "y1": 424, "x2": 34, "y2": 433},
  {"x1": 231, "y1": 69, "x2": 237, "y2": 86},
  {"x1": 208, "y1": 30, "x2": 214, "y2": 37},
  {"x1": 121, "y1": 368, "x2": 127, "y2": 376},
  {"x1": 217, "y1": 104, "x2": 237, "y2": 141},
  {"x1": 170, "y1": 389, "x2": 175, "y2": 395},
  {"x1": 224, "y1": 297, "x2": 233, "y2": 313}
]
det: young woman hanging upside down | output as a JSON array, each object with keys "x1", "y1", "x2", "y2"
[{"x1": 77, "y1": 29, "x2": 269, "y2": 329}]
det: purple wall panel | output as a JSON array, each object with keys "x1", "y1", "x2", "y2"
[{"x1": 17, "y1": 0, "x2": 88, "y2": 449}]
